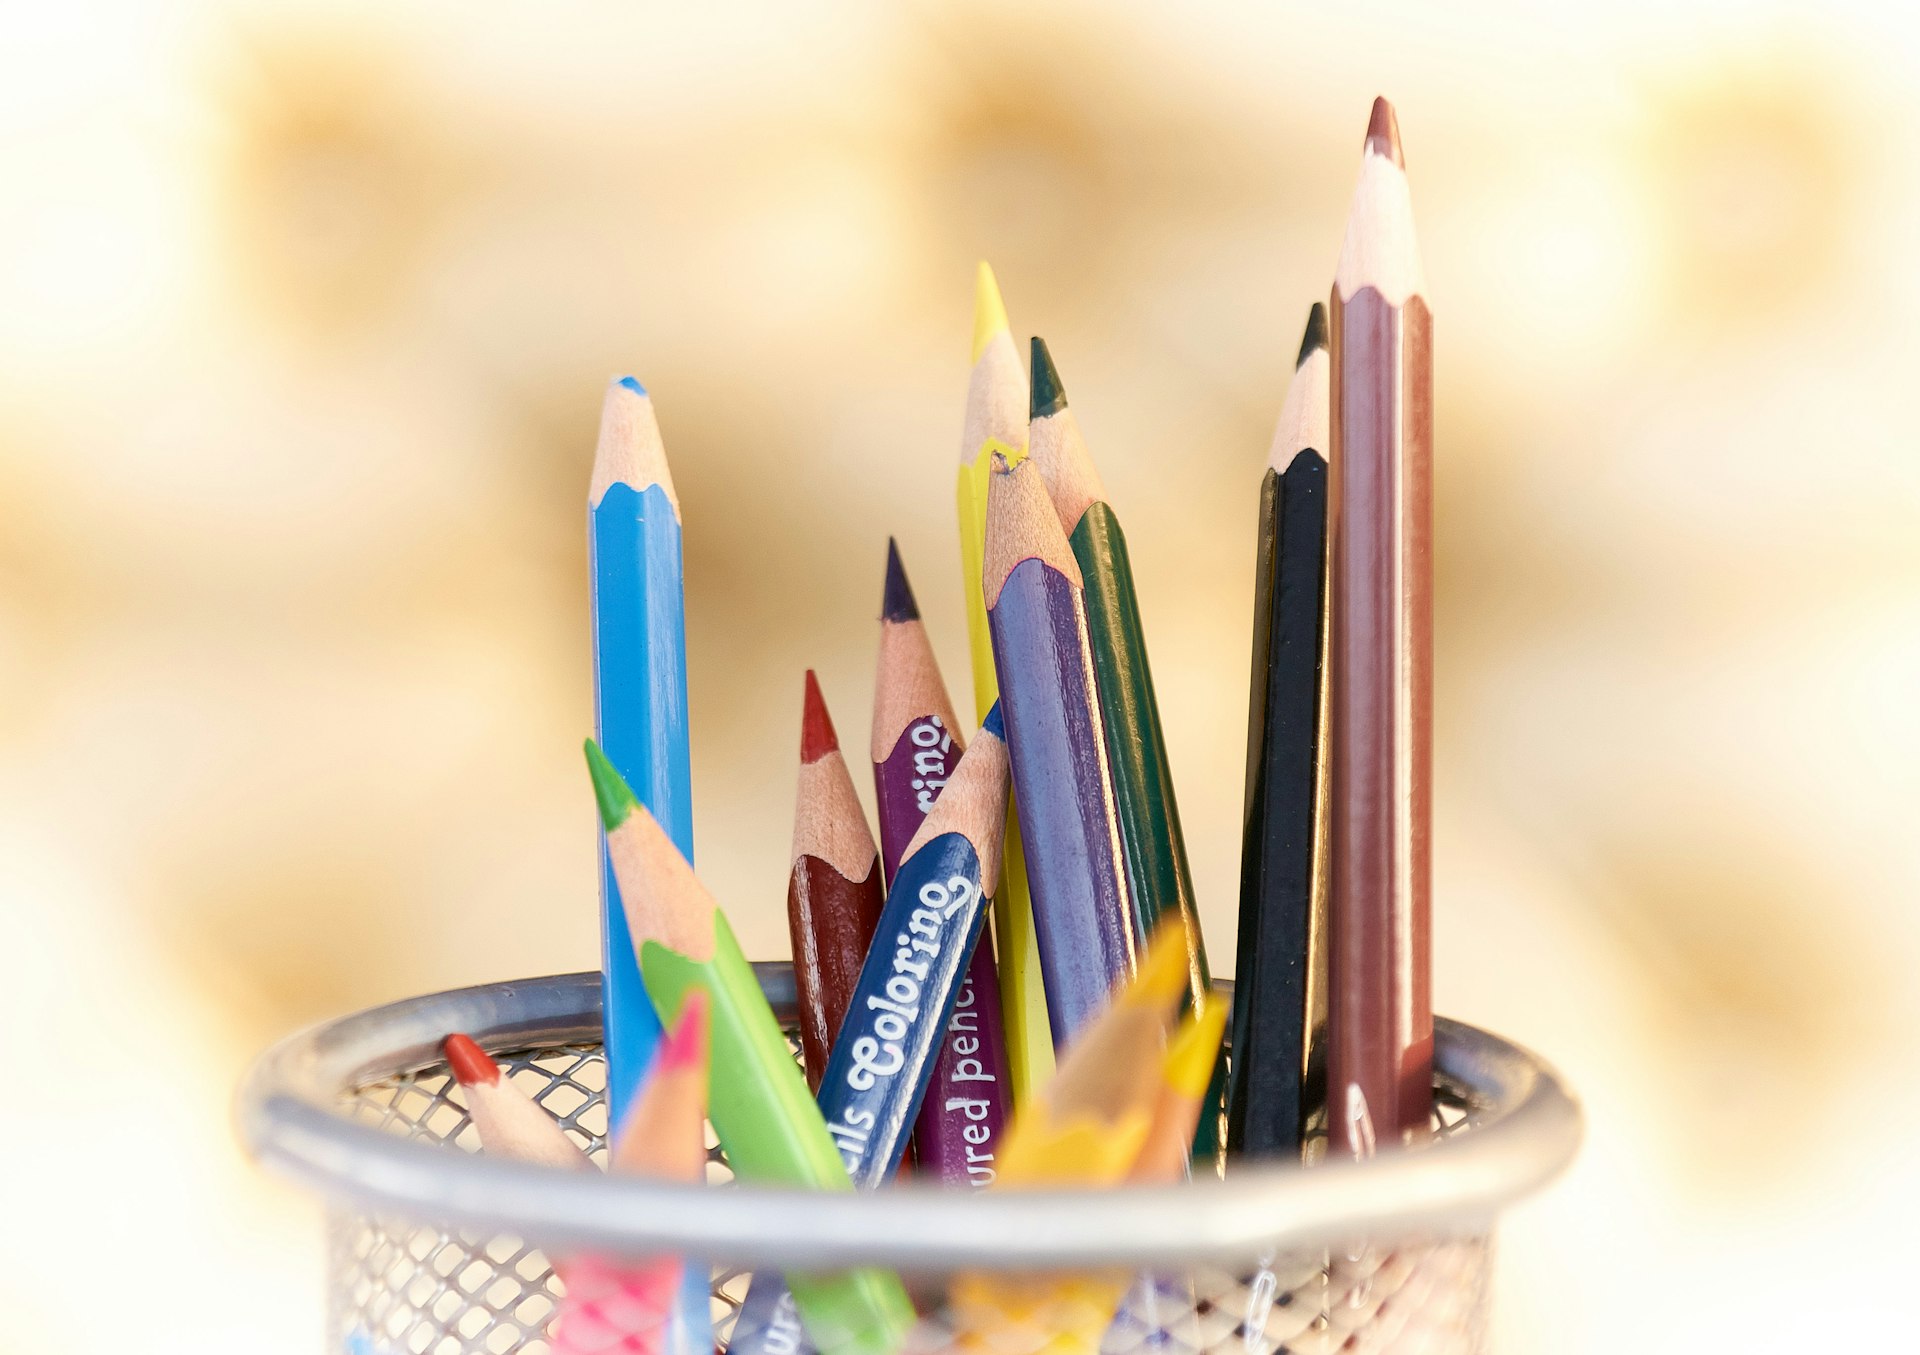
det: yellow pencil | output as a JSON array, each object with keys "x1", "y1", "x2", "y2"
[
  {"x1": 947, "y1": 923, "x2": 1194, "y2": 1355},
  {"x1": 957, "y1": 262, "x2": 1055, "y2": 1105}
]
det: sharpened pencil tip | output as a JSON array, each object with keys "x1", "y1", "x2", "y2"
[
  {"x1": 616, "y1": 375, "x2": 647, "y2": 397},
  {"x1": 972, "y1": 262, "x2": 1011, "y2": 364},
  {"x1": 584, "y1": 739, "x2": 640, "y2": 832},
  {"x1": 1029, "y1": 336, "x2": 1067, "y2": 419},
  {"x1": 443, "y1": 1033, "x2": 502, "y2": 1088},
  {"x1": 800, "y1": 669, "x2": 839, "y2": 763},
  {"x1": 1365, "y1": 96, "x2": 1404, "y2": 167},
  {"x1": 1128, "y1": 918, "x2": 1196, "y2": 1007},
  {"x1": 1163, "y1": 1002, "x2": 1230, "y2": 1098},
  {"x1": 981, "y1": 699, "x2": 1005, "y2": 743},
  {"x1": 1298, "y1": 304, "x2": 1328, "y2": 367},
  {"x1": 881, "y1": 538, "x2": 920, "y2": 623}
]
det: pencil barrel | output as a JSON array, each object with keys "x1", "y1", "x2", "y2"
[{"x1": 1327, "y1": 291, "x2": 1434, "y2": 1153}]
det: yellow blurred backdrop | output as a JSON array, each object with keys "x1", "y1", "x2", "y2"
[{"x1": 4, "y1": 0, "x2": 1917, "y2": 1350}]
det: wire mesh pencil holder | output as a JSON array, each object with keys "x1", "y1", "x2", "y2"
[{"x1": 239, "y1": 967, "x2": 1579, "y2": 1355}]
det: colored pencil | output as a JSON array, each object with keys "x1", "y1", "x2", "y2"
[
  {"x1": 1229, "y1": 306, "x2": 1332, "y2": 1162},
  {"x1": 445, "y1": 1033, "x2": 595, "y2": 1173},
  {"x1": 983, "y1": 453, "x2": 1136, "y2": 1044},
  {"x1": 872, "y1": 540, "x2": 1012, "y2": 1187},
  {"x1": 956, "y1": 264, "x2": 1055, "y2": 1103},
  {"x1": 947, "y1": 923, "x2": 1193, "y2": 1355},
  {"x1": 589, "y1": 376, "x2": 692, "y2": 1124},
  {"x1": 553, "y1": 994, "x2": 712, "y2": 1355},
  {"x1": 786, "y1": 671, "x2": 886, "y2": 1092},
  {"x1": 1025, "y1": 337, "x2": 1223, "y2": 1158},
  {"x1": 1128, "y1": 1000, "x2": 1231, "y2": 1186},
  {"x1": 731, "y1": 707, "x2": 1011, "y2": 1355},
  {"x1": 817, "y1": 703, "x2": 1009, "y2": 1185},
  {"x1": 586, "y1": 743, "x2": 914, "y2": 1355},
  {"x1": 1328, "y1": 97, "x2": 1434, "y2": 1155}
]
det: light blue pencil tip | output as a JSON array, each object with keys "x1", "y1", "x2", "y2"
[{"x1": 617, "y1": 375, "x2": 648, "y2": 397}]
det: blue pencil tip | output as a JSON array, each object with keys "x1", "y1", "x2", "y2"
[
  {"x1": 982, "y1": 700, "x2": 1005, "y2": 741},
  {"x1": 617, "y1": 375, "x2": 648, "y2": 396}
]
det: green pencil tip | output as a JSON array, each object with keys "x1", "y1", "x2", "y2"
[
  {"x1": 1029, "y1": 336, "x2": 1068, "y2": 418},
  {"x1": 584, "y1": 738, "x2": 640, "y2": 831}
]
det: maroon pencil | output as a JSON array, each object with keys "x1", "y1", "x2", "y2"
[
  {"x1": 786, "y1": 670, "x2": 886, "y2": 1091},
  {"x1": 1327, "y1": 97, "x2": 1433, "y2": 1157},
  {"x1": 872, "y1": 539, "x2": 1012, "y2": 1186}
]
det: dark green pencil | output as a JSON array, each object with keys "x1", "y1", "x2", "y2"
[{"x1": 1024, "y1": 336, "x2": 1222, "y2": 1159}]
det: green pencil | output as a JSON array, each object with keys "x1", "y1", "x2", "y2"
[
  {"x1": 1024, "y1": 338, "x2": 1223, "y2": 1159},
  {"x1": 586, "y1": 741, "x2": 915, "y2": 1355}
]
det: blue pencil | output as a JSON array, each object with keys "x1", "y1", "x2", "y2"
[
  {"x1": 983, "y1": 454, "x2": 1137, "y2": 1045},
  {"x1": 729, "y1": 707, "x2": 1010, "y2": 1355},
  {"x1": 587, "y1": 375, "x2": 707, "y2": 1355}
]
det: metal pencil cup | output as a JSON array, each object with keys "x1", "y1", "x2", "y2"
[{"x1": 239, "y1": 967, "x2": 1579, "y2": 1355}]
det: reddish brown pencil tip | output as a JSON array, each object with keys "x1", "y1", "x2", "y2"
[
  {"x1": 1365, "y1": 96, "x2": 1403, "y2": 167},
  {"x1": 800, "y1": 669, "x2": 840, "y2": 763},
  {"x1": 443, "y1": 1033, "x2": 501, "y2": 1088}
]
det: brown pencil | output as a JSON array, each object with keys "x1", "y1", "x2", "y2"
[
  {"x1": 786, "y1": 670, "x2": 886, "y2": 1091},
  {"x1": 1327, "y1": 96, "x2": 1433, "y2": 1157}
]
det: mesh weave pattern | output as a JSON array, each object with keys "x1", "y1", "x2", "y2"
[{"x1": 329, "y1": 1042, "x2": 1490, "y2": 1355}]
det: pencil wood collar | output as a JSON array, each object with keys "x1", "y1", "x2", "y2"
[
  {"x1": 791, "y1": 750, "x2": 880, "y2": 881},
  {"x1": 870, "y1": 618, "x2": 961, "y2": 764},
  {"x1": 982, "y1": 457, "x2": 1084, "y2": 604},
  {"x1": 606, "y1": 812, "x2": 719, "y2": 962},
  {"x1": 589, "y1": 377, "x2": 681, "y2": 514},
  {"x1": 1027, "y1": 407, "x2": 1108, "y2": 538},
  {"x1": 1268, "y1": 345, "x2": 1331, "y2": 471},
  {"x1": 1334, "y1": 151, "x2": 1428, "y2": 308}
]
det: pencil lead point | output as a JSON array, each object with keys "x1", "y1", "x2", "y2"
[
  {"x1": 972, "y1": 262, "x2": 1011, "y2": 364},
  {"x1": 443, "y1": 1033, "x2": 502, "y2": 1088},
  {"x1": 881, "y1": 539, "x2": 919, "y2": 623},
  {"x1": 1127, "y1": 918, "x2": 1195, "y2": 1008},
  {"x1": 657, "y1": 989, "x2": 710, "y2": 1077},
  {"x1": 616, "y1": 375, "x2": 648, "y2": 398},
  {"x1": 1029, "y1": 336, "x2": 1068, "y2": 418},
  {"x1": 584, "y1": 739, "x2": 640, "y2": 832},
  {"x1": 981, "y1": 699, "x2": 1005, "y2": 743},
  {"x1": 801, "y1": 670, "x2": 840, "y2": 762},
  {"x1": 1298, "y1": 304, "x2": 1328, "y2": 367},
  {"x1": 1365, "y1": 96, "x2": 1404, "y2": 167}
]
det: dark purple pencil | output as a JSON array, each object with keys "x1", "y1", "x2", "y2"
[
  {"x1": 872, "y1": 539, "x2": 1012, "y2": 1185},
  {"x1": 983, "y1": 456, "x2": 1137, "y2": 1044}
]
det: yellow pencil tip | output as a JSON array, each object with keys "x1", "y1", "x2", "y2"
[
  {"x1": 1162, "y1": 1003, "x2": 1229, "y2": 1098},
  {"x1": 971, "y1": 261, "x2": 1011, "y2": 364},
  {"x1": 1123, "y1": 918, "x2": 1195, "y2": 1009}
]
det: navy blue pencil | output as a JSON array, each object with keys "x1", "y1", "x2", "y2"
[
  {"x1": 729, "y1": 707, "x2": 1011, "y2": 1355},
  {"x1": 984, "y1": 454, "x2": 1137, "y2": 1045}
]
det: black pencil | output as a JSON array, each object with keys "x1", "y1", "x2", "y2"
[{"x1": 1229, "y1": 304, "x2": 1331, "y2": 1161}]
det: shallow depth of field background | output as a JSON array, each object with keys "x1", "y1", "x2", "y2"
[{"x1": 3, "y1": 2, "x2": 1917, "y2": 1350}]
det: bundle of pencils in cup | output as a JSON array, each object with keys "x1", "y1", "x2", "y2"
[{"x1": 438, "y1": 96, "x2": 1433, "y2": 1355}]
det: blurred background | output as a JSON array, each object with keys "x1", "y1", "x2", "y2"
[{"x1": 4, "y1": 0, "x2": 1917, "y2": 1349}]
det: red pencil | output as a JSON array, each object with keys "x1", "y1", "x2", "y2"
[{"x1": 786, "y1": 671, "x2": 886, "y2": 1091}]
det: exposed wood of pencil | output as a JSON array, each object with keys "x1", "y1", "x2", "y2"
[
  {"x1": 961, "y1": 262, "x2": 1030, "y2": 468},
  {"x1": 1328, "y1": 95, "x2": 1433, "y2": 1154},
  {"x1": 984, "y1": 455, "x2": 1136, "y2": 1045},
  {"x1": 603, "y1": 794, "x2": 719, "y2": 962},
  {"x1": 871, "y1": 541, "x2": 963, "y2": 781},
  {"x1": 590, "y1": 376, "x2": 681, "y2": 514},
  {"x1": 609, "y1": 991, "x2": 710, "y2": 1183},
  {"x1": 444, "y1": 1034, "x2": 594, "y2": 1173},
  {"x1": 1129, "y1": 1001, "x2": 1231, "y2": 1184},
  {"x1": 789, "y1": 671, "x2": 885, "y2": 1090},
  {"x1": 897, "y1": 712, "x2": 1011, "y2": 891}
]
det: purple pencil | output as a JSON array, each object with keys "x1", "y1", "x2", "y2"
[
  {"x1": 983, "y1": 455, "x2": 1138, "y2": 1044},
  {"x1": 872, "y1": 539, "x2": 1012, "y2": 1186}
]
